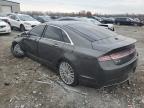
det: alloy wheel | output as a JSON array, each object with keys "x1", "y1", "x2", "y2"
[
  {"x1": 59, "y1": 62, "x2": 75, "y2": 85},
  {"x1": 13, "y1": 44, "x2": 24, "y2": 56}
]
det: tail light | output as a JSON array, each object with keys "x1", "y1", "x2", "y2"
[
  {"x1": 98, "y1": 55, "x2": 111, "y2": 62},
  {"x1": 98, "y1": 48, "x2": 136, "y2": 62}
]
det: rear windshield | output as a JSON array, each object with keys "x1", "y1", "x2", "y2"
[{"x1": 66, "y1": 23, "x2": 117, "y2": 41}]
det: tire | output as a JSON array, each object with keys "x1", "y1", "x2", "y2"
[
  {"x1": 11, "y1": 43, "x2": 25, "y2": 58},
  {"x1": 112, "y1": 28, "x2": 115, "y2": 31},
  {"x1": 59, "y1": 61, "x2": 78, "y2": 86},
  {"x1": 8, "y1": 22, "x2": 12, "y2": 30},
  {"x1": 20, "y1": 25, "x2": 25, "y2": 32}
]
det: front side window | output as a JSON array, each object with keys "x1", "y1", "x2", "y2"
[
  {"x1": 44, "y1": 25, "x2": 71, "y2": 44},
  {"x1": 29, "y1": 25, "x2": 45, "y2": 37},
  {"x1": 10, "y1": 15, "x2": 16, "y2": 20},
  {"x1": 44, "y1": 26, "x2": 62, "y2": 41}
]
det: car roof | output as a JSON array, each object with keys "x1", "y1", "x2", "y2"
[
  {"x1": 46, "y1": 21, "x2": 79, "y2": 27},
  {"x1": 46, "y1": 21, "x2": 117, "y2": 42}
]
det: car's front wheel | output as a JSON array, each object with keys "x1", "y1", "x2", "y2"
[
  {"x1": 59, "y1": 61, "x2": 78, "y2": 86},
  {"x1": 20, "y1": 25, "x2": 25, "y2": 32},
  {"x1": 11, "y1": 43, "x2": 25, "y2": 58}
]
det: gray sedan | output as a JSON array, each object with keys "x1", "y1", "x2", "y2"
[{"x1": 11, "y1": 21, "x2": 138, "y2": 87}]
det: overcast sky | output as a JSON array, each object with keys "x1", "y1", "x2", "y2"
[{"x1": 12, "y1": 0, "x2": 144, "y2": 14}]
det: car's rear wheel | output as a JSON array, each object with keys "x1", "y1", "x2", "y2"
[
  {"x1": 20, "y1": 25, "x2": 25, "y2": 32},
  {"x1": 59, "y1": 61, "x2": 78, "y2": 86},
  {"x1": 11, "y1": 43, "x2": 25, "y2": 58},
  {"x1": 112, "y1": 28, "x2": 115, "y2": 31}
]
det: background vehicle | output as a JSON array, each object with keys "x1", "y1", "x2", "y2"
[
  {"x1": 11, "y1": 21, "x2": 138, "y2": 87},
  {"x1": 133, "y1": 18, "x2": 144, "y2": 26},
  {"x1": 0, "y1": 19, "x2": 11, "y2": 34},
  {"x1": 92, "y1": 16, "x2": 103, "y2": 22},
  {"x1": 100, "y1": 17, "x2": 115, "y2": 24},
  {"x1": 57, "y1": 17, "x2": 115, "y2": 31},
  {"x1": 33, "y1": 16, "x2": 52, "y2": 23},
  {"x1": 115, "y1": 17, "x2": 143, "y2": 26},
  {"x1": 0, "y1": 13, "x2": 10, "y2": 24},
  {"x1": 84, "y1": 17, "x2": 115, "y2": 31},
  {"x1": 8, "y1": 13, "x2": 41, "y2": 31}
]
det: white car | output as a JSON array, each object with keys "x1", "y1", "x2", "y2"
[
  {"x1": 58, "y1": 17, "x2": 115, "y2": 31},
  {"x1": 81, "y1": 17, "x2": 115, "y2": 31},
  {"x1": 8, "y1": 14, "x2": 41, "y2": 31},
  {"x1": 0, "y1": 19, "x2": 11, "y2": 34}
]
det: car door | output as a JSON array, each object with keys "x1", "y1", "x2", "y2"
[
  {"x1": 124, "y1": 18, "x2": 129, "y2": 25},
  {"x1": 126, "y1": 18, "x2": 132, "y2": 25},
  {"x1": 9, "y1": 15, "x2": 20, "y2": 28},
  {"x1": 14, "y1": 16, "x2": 21, "y2": 28},
  {"x1": 38, "y1": 25, "x2": 65, "y2": 64},
  {"x1": 22, "y1": 24, "x2": 46, "y2": 56},
  {"x1": 119, "y1": 18, "x2": 124, "y2": 25}
]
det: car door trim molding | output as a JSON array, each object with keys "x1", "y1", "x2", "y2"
[{"x1": 45, "y1": 24, "x2": 74, "y2": 46}]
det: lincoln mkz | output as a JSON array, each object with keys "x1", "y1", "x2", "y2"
[{"x1": 11, "y1": 21, "x2": 138, "y2": 87}]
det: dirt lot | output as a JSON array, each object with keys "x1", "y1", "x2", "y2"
[{"x1": 0, "y1": 26, "x2": 144, "y2": 108}]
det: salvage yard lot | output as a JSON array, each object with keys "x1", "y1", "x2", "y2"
[{"x1": 0, "y1": 26, "x2": 144, "y2": 108}]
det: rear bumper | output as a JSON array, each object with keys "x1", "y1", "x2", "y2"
[{"x1": 79, "y1": 54, "x2": 138, "y2": 88}]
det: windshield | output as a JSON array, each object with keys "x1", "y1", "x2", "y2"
[
  {"x1": 18, "y1": 15, "x2": 36, "y2": 21},
  {"x1": 89, "y1": 19, "x2": 101, "y2": 24}
]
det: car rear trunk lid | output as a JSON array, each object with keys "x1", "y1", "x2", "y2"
[{"x1": 92, "y1": 35, "x2": 136, "y2": 54}]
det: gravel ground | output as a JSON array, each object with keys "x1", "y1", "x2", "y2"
[{"x1": 0, "y1": 26, "x2": 144, "y2": 108}]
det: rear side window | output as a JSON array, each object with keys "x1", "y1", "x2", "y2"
[
  {"x1": 62, "y1": 31, "x2": 70, "y2": 43},
  {"x1": 29, "y1": 25, "x2": 45, "y2": 37},
  {"x1": 44, "y1": 26, "x2": 62, "y2": 41},
  {"x1": 119, "y1": 18, "x2": 126, "y2": 21}
]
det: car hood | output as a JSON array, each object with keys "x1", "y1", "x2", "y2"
[
  {"x1": 0, "y1": 17, "x2": 9, "y2": 20},
  {"x1": 92, "y1": 35, "x2": 136, "y2": 54},
  {"x1": 0, "y1": 21, "x2": 7, "y2": 26},
  {"x1": 22, "y1": 21, "x2": 41, "y2": 25}
]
